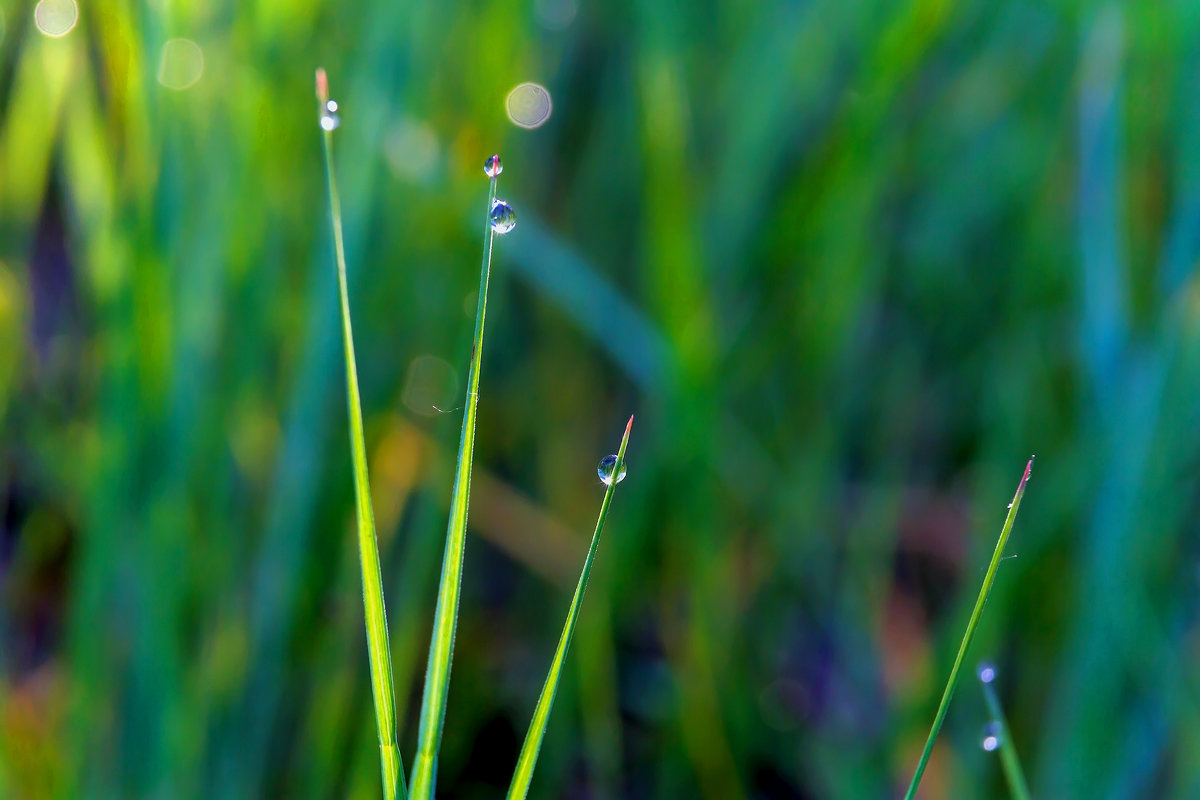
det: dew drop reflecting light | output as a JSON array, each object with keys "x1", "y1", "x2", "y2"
[
  {"x1": 484, "y1": 154, "x2": 502, "y2": 178},
  {"x1": 158, "y1": 38, "x2": 205, "y2": 90},
  {"x1": 489, "y1": 200, "x2": 516, "y2": 234},
  {"x1": 320, "y1": 100, "x2": 340, "y2": 131},
  {"x1": 977, "y1": 663, "x2": 996, "y2": 684},
  {"x1": 505, "y1": 83, "x2": 553, "y2": 128},
  {"x1": 597, "y1": 455, "x2": 626, "y2": 486},
  {"x1": 981, "y1": 722, "x2": 1002, "y2": 752},
  {"x1": 34, "y1": 0, "x2": 78, "y2": 38}
]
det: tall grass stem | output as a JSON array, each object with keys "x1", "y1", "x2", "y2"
[
  {"x1": 902, "y1": 458, "x2": 1034, "y2": 800},
  {"x1": 316, "y1": 68, "x2": 406, "y2": 800},
  {"x1": 981, "y1": 669, "x2": 1032, "y2": 800},
  {"x1": 408, "y1": 156, "x2": 502, "y2": 800},
  {"x1": 506, "y1": 417, "x2": 634, "y2": 800}
]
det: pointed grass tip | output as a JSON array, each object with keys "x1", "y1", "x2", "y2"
[
  {"x1": 1021, "y1": 455, "x2": 1035, "y2": 486},
  {"x1": 624, "y1": 415, "x2": 634, "y2": 437},
  {"x1": 315, "y1": 67, "x2": 329, "y2": 103}
]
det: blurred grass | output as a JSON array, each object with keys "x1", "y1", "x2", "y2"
[{"x1": 1, "y1": 1, "x2": 1200, "y2": 798}]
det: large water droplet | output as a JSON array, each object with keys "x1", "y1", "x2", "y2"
[
  {"x1": 490, "y1": 199, "x2": 516, "y2": 234},
  {"x1": 597, "y1": 454, "x2": 627, "y2": 486},
  {"x1": 484, "y1": 154, "x2": 503, "y2": 178},
  {"x1": 981, "y1": 722, "x2": 1002, "y2": 752},
  {"x1": 320, "y1": 99, "x2": 341, "y2": 131},
  {"x1": 977, "y1": 663, "x2": 996, "y2": 684}
]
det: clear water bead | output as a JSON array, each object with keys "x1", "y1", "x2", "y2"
[
  {"x1": 320, "y1": 99, "x2": 340, "y2": 131},
  {"x1": 484, "y1": 154, "x2": 503, "y2": 178},
  {"x1": 981, "y1": 722, "x2": 1002, "y2": 752},
  {"x1": 490, "y1": 199, "x2": 516, "y2": 234},
  {"x1": 977, "y1": 663, "x2": 996, "y2": 684},
  {"x1": 597, "y1": 454, "x2": 627, "y2": 486}
]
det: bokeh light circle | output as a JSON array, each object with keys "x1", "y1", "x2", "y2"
[
  {"x1": 158, "y1": 39, "x2": 205, "y2": 91},
  {"x1": 402, "y1": 355, "x2": 459, "y2": 416},
  {"x1": 505, "y1": 83, "x2": 553, "y2": 129},
  {"x1": 34, "y1": 0, "x2": 78, "y2": 38}
]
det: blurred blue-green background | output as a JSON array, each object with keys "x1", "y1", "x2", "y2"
[{"x1": 3, "y1": 0, "x2": 1200, "y2": 797}]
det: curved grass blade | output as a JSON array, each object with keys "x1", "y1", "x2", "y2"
[
  {"x1": 408, "y1": 155, "x2": 504, "y2": 800},
  {"x1": 506, "y1": 416, "x2": 634, "y2": 800},
  {"x1": 979, "y1": 664, "x2": 1032, "y2": 800},
  {"x1": 316, "y1": 68, "x2": 406, "y2": 800},
  {"x1": 903, "y1": 457, "x2": 1035, "y2": 800}
]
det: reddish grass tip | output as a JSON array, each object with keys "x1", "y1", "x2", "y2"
[
  {"x1": 315, "y1": 68, "x2": 329, "y2": 102},
  {"x1": 625, "y1": 415, "x2": 634, "y2": 435}
]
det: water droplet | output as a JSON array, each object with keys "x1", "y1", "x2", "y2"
[
  {"x1": 320, "y1": 99, "x2": 341, "y2": 131},
  {"x1": 977, "y1": 663, "x2": 996, "y2": 684},
  {"x1": 484, "y1": 154, "x2": 503, "y2": 178},
  {"x1": 490, "y1": 199, "x2": 516, "y2": 234},
  {"x1": 981, "y1": 722, "x2": 1002, "y2": 752},
  {"x1": 1007, "y1": 502, "x2": 1013, "y2": 509},
  {"x1": 597, "y1": 454, "x2": 627, "y2": 486}
]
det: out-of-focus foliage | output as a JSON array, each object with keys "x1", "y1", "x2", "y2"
[{"x1": 2, "y1": 0, "x2": 1200, "y2": 797}]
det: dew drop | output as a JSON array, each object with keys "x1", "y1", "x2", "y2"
[
  {"x1": 484, "y1": 154, "x2": 503, "y2": 178},
  {"x1": 981, "y1": 722, "x2": 1002, "y2": 752},
  {"x1": 597, "y1": 453, "x2": 628, "y2": 484},
  {"x1": 977, "y1": 663, "x2": 996, "y2": 684},
  {"x1": 490, "y1": 199, "x2": 516, "y2": 234},
  {"x1": 597, "y1": 454, "x2": 627, "y2": 486},
  {"x1": 320, "y1": 99, "x2": 341, "y2": 131}
]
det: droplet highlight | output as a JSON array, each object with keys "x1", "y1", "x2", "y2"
[
  {"x1": 977, "y1": 663, "x2": 996, "y2": 684},
  {"x1": 981, "y1": 722, "x2": 1002, "y2": 752},
  {"x1": 320, "y1": 99, "x2": 341, "y2": 131},
  {"x1": 490, "y1": 200, "x2": 516, "y2": 234},
  {"x1": 484, "y1": 154, "x2": 503, "y2": 178},
  {"x1": 597, "y1": 455, "x2": 627, "y2": 486}
]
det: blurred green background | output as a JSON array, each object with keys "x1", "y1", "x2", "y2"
[{"x1": 3, "y1": 0, "x2": 1200, "y2": 797}]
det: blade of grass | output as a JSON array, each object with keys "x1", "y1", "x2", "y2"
[
  {"x1": 903, "y1": 457, "x2": 1034, "y2": 800},
  {"x1": 978, "y1": 664, "x2": 1032, "y2": 800},
  {"x1": 506, "y1": 416, "x2": 634, "y2": 800},
  {"x1": 408, "y1": 155, "x2": 504, "y2": 800},
  {"x1": 317, "y1": 68, "x2": 406, "y2": 800}
]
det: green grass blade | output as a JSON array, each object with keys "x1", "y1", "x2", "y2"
[
  {"x1": 317, "y1": 69, "x2": 406, "y2": 800},
  {"x1": 506, "y1": 417, "x2": 634, "y2": 800},
  {"x1": 408, "y1": 155, "x2": 503, "y2": 800},
  {"x1": 903, "y1": 457, "x2": 1035, "y2": 800},
  {"x1": 979, "y1": 665, "x2": 1032, "y2": 800}
]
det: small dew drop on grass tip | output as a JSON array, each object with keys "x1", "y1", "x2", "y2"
[
  {"x1": 320, "y1": 99, "x2": 340, "y2": 130},
  {"x1": 981, "y1": 722, "x2": 1002, "y2": 752}
]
